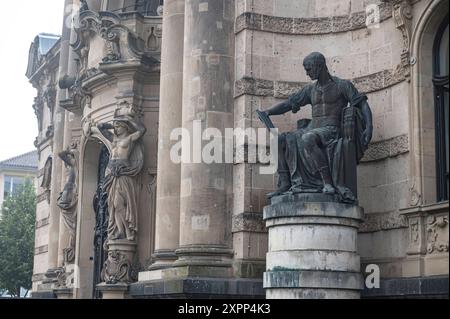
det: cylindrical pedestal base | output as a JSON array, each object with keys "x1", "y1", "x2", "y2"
[{"x1": 263, "y1": 193, "x2": 365, "y2": 299}]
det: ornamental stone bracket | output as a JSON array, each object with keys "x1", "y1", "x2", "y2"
[
  {"x1": 58, "y1": 74, "x2": 92, "y2": 115},
  {"x1": 384, "y1": 0, "x2": 414, "y2": 78},
  {"x1": 401, "y1": 201, "x2": 449, "y2": 256}
]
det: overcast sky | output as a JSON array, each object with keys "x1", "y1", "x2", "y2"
[{"x1": 0, "y1": 1, "x2": 64, "y2": 162}]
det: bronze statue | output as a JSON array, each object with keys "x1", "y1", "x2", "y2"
[{"x1": 261, "y1": 52, "x2": 373, "y2": 203}]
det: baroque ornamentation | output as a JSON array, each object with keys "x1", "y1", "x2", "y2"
[
  {"x1": 101, "y1": 28, "x2": 121, "y2": 63},
  {"x1": 410, "y1": 219, "x2": 419, "y2": 243},
  {"x1": 426, "y1": 215, "x2": 449, "y2": 254},
  {"x1": 33, "y1": 95, "x2": 44, "y2": 132},
  {"x1": 235, "y1": 2, "x2": 392, "y2": 35},
  {"x1": 390, "y1": 0, "x2": 413, "y2": 78},
  {"x1": 56, "y1": 144, "x2": 79, "y2": 264},
  {"x1": 41, "y1": 156, "x2": 52, "y2": 203},
  {"x1": 146, "y1": 25, "x2": 163, "y2": 52},
  {"x1": 360, "y1": 211, "x2": 409, "y2": 233},
  {"x1": 55, "y1": 267, "x2": 75, "y2": 289},
  {"x1": 72, "y1": 10, "x2": 153, "y2": 67},
  {"x1": 101, "y1": 250, "x2": 137, "y2": 284},
  {"x1": 232, "y1": 213, "x2": 267, "y2": 233},
  {"x1": 43, "y1": 85, "x2": 57, "y2": 122},
  {"x1": 59, "y1": 73, "x2": 92, "y2": 114}
]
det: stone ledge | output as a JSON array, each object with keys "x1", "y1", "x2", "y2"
[
  {"x1": 232, "y1": 212, "x2": 267, "y2": 233},
  {"x1": 129, "y1": 278, "x2": 264, "y2": 299},
  {"x1": 235, "y1": 3, "x2": 392, "y2": 35},
  {"x1": 361, "y1": 135, "x2": 409, "y2": 162},
  {"x1": 36, "y1": 191, "x2": 50, "y2": 204},
  {"x1": 359, "y1": 211, "x2": 409, "y2": 233},
  {"x1": 264, "y1": 196, "x2": 364, "y2": 222},
  {"x1": 235, "y1": 67, "x2": 406, "y2": 99},
  {"x1": 32, "y1": 273, "x2": 46, "y2": 282},
  {"x1": 362, "y1": 276, "x2": 449, "y2": 298},
  {"x1": 30, "y1": 291, "x2": 56, "y2": 299},
  {"x1": 35, "y1": 217, "x2": 50, "y2": 229},
  {"x1": 34, "y1": 245, "x2": 49, "y2": 255}
]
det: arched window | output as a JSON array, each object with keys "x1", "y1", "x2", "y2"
[{"x1": 433, "y1": 15, "x2": 449, "y2": 201}]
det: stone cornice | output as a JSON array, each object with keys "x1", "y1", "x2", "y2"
[
  {"x1": 232, "y1": 212, "x2": 267, "y2": 233},
  {"x1": 35, "y1": 245, "x2": 49, "y2": 255},
  {"x1": 37, "y1": 191, "x2": 50, "y2": 204},
  {"x1": 236, "y1": 2, "x2": 392, "y2": 35},
  {"x1": 359, "y1": 211, "x2": 409, "y2": 233},
  {"x1": 235, "y1": 65, "x2": 407, "y2": 99},
  {"x1": 361, "y1": 135, "x2": 409, "y2": 163},
  {"x1": 36, "y1": 217, "x2": 50, "y2": 229}
]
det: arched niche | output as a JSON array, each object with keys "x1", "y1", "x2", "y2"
[
  {"x1": 73, "y1": 137, "x2": 105, "y2": 299},
  {"x1": 410, "y1": 0, "x2": 449, "y2": 205}
]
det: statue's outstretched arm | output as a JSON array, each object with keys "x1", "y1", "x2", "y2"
[{"x1": 265, "y1": 100, "x2": 292, "y2": 116}]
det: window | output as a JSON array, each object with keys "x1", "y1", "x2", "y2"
[
  {"x1": 136, "y1": 0, "x2": 164, "y2": 16},
  {"x1": 3, "y1": 176, "x2": 26, "y2": 198},
  {"x1": 103, "y1": 0, "x2": 163, "y2": 15},
  {"x1": 433, "y1": 15, "x2": 449, "y2": 201}
]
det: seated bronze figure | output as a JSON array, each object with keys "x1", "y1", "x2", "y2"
[{"x1": 260, "y1": 52, "x2": 373, "y2": 203}]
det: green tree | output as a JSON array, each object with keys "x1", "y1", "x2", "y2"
[{"x1": 0, "y1": 180, "x2": 36, "y2": 298}]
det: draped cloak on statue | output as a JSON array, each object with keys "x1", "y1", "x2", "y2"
[{"x1": 104, "y1": 140, "x2": 144, "y2": 241}]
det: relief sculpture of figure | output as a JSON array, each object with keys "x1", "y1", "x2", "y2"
[
  {"x1": 57, "y1": 146, "x2": 79, "y2": 263},
  {"x1": 91, "y1": 104, "x2": 146, "y2": 242},
  {"x1": 260, "y1": 52, "x2": 373, "y2": 203}
]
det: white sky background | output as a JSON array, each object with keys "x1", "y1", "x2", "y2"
[{"x1": 0, "y1": 1, "x2": 64, "y2": 161}]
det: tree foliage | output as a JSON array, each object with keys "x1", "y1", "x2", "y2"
[{"x1": 0, "y1": 180, "x2": 36, "y2": 298}]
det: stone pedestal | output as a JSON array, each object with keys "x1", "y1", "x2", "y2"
[
  {"x1": 102, "y1": 240, "x2": 137, "y2": 285},
  {"x1": 263, "y1": 193, "x2": 365, "y2": 299},
  {"x1": 54, "y1": 288, "x2": 73, "y2": 299},
  {"x1": 97, "y1": 283, "x2": 129, "y2": 299}
]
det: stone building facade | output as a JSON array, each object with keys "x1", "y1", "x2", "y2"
[{"x1": 27, "y1": 0, "x2": 448, "y2": 299}]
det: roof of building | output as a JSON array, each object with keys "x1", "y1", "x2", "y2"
[
  {"x1": 0, "y1": 151, "x2": 38, "y2": 172},
  {"x1": 36, "y1": 33, "x2": 60, "y2": 56}
]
